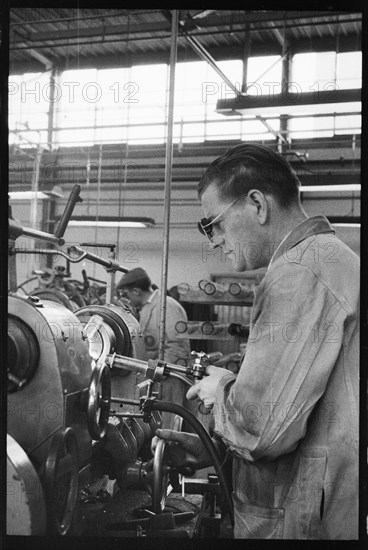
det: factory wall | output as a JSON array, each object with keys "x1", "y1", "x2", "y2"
[{"x1": 10, "y1": 189, "x2": 360, "y2": 292}]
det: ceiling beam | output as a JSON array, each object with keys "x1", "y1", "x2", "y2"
[
  {"x1": 216, "y1": 89, "x2": 361, "y2": 116},
  {"x1": 9, "y1": 12, "x2": 361, "y2": 46},
  {"x1": 9, "y1": 34, "x2": 361, "y2": 75}
]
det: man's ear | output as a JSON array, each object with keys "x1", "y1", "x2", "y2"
[{"x1": 247, "y1": 189, "x2": 270, "y2": 224}]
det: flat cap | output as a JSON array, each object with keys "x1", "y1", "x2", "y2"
[{"x1": 117, "y1": 267, "x2": 151, "y2": 288}]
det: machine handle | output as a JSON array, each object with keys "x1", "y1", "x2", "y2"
[
  {"x1": 54, "y1": 185, "x2": 82, "y2": 238},
  {"x1": 69, "y1": 245, "x2": 129, "y2": 273}
]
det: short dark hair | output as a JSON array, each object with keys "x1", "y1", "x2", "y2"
[{"x1": 198, "y1": 144, "x2": 301, "y2": 208}]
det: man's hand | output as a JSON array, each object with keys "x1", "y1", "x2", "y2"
[
  {"x1": 186, "y1": 365, "x2": 235, "y2": 408},
  {"x1": 152, "y1": 429, "x2": 213, "y2": 471}
]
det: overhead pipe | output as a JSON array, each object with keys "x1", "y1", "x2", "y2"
[
  {"x1": 158, "y1": 10, "x2": 179, "y2": 362},
  {"x1": 162, "y1": 9, "x2": 240, "y2": 97}
]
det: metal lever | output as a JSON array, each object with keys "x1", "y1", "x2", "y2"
[
  {"x1": 54, "y1": 184, "x2": 83, "y2": 238},
  {"x1": 9, "y1": 185, "x2": 83, "y2": 246},
  {"x1": 69, "y1": 246, "x2": 129, "y2": 274}
]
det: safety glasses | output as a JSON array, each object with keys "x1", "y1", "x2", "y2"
[{"x1": 198, "y1": 193, "x2": 248, "y2": 241}]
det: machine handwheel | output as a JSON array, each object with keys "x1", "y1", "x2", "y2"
[
  {"x1": 151, "y1": 415, "x2": 183, "y2": 514},
  {"x1": 44, "y1": 427, "x2": 79, "y2": 536},
  {"x1": 87, "y1": 362, "x2": 111, "y2": 440}
]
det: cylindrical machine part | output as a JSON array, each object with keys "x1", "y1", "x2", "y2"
[
  {"x1": 201, "y1": 322, "x2": 229, "y2": 336},
  {"x1": 175, "y1": 320, "x2": 188, "y2": 333},
  {"x1": 176, "y1": 321, "x2": 219, "y2": 335},
  {"x1": 228, "y1": 282, "x2": 255, "y2": 298},
  {"x1": 199, "y1": 280, "x2": 226, "y2": 297}
]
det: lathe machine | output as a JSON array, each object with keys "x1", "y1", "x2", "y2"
[{"x1": 7, "y1": 186, "x2": 234, "y2": 538}]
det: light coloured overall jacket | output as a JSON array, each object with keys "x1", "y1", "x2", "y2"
[{"x1": 213, "y1": 216, "x2": 359, "y2": 539}]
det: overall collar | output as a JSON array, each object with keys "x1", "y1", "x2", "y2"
[{"x1": 270, "y1": 215, "x2": 335, "y2": 266}]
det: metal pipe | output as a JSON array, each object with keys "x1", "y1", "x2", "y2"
[
  {"x1": 109, "y1": 355, "x2": 149, "y2": 376},
  {"x1": 242, "y1": 23, "x2": 251, "y2": 93},
  {"x1": 110, "y1": 397, "x2": 141, "y2": 406},
  {"x1": 21, "y1": 227, "x2": 64, "y2": 245},
  {"x1": 12, "y1": 248, "x2": 87, "y2": 262},
  {"x1": 29, "y1": 145, "x2": 44, "y2": 274},
  {"x1": 12, "y1": 244, "x2": 129, "y2": 273},
  {"x1": 69, "y1": 245, "x2": 128, "y2": 273},
  {"x1": 185, "y1": 34, "x2": 240, "y2": 96},
  {"x1": 8, "y1": 239, "x2": 18, "y2": 292},
  {"x1": 47, "y1": 67, "x2": 56, "y2": 150},
  {"x1": 107, "y1": 354, "x2": 189, "y2": 377},
  {"x1": 105, "y1": 246, "x2": 116, "y2": 304},
  {"x1": 158, "y1": 10, "x2": 178, "y2": 363}
]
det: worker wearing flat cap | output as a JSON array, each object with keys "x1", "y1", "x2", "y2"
[{"x1": 117, "y1": 267, "x2": 191, "y2": 426}]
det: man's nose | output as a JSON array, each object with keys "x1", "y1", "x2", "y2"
[{"x1": 210, "y1": 236, "x2": 225, "y2": 249}]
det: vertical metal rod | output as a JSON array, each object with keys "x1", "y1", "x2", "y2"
[
  {"x1": 8, "y1": 239, "x2": 18, "y2": 292},
  {"x1": 105, "y1": 246, "x2": 116, "y2": 304},
  {"x1": 47, "y1": 67, "x2": 56, "y2": 150},
  {"x1": 29, "y1": 145, "x2": 44, "y2": 274},
  {"x1": 93, "y1": 143, "x2": 103, "y2": 278},
  {"x1": 158, "y1": 10, "x2": 179, "y2": 361},
  {"x1": 241, "y1": 23, "x2": 251, "y2": 93},
  {"x1": 279, "y1": 24, "x2": 290, "y2": 154}
]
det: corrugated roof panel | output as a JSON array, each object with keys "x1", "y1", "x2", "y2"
[{"x1": 8, "y1": 9, "x2": 361, "y2": 71}]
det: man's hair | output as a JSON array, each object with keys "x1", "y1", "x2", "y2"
[
  {"x1": 116, "y1": 267, "x2": 151, "y2": 292},
  {"x1": 198, "y1": 143, "x2": 301, "y2": 208}
]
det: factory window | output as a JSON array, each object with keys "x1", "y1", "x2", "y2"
[
  {"x1": 292, "y1": 51, "x2": 362, "y2": 92},
  {"x1": 244, "y1": 55, "x2": 283, "y2": 95},
  {"x1": 175, "y1": 59, "x2": 243, "y2": 143},
  {"x1": 9, "y1": 51, "x2": 361, "y2": 148},
  {"x1": 126, "y1": 63, "x2": 168, "y2": 144},
  {"x1": 291, "y1": 52, "x2": 337, "y2": 93},
  {"x1": 9, "y1": 71, "x2": 49, "y2": 147},
  {"x1": 94, "y1": 67, "x2": 131, "y2": 144},
  {"x1": 288, "y1": 51, "x2": 361, "y2": 139},
  {"x1": 241, "y1": 55, "x2": 283, "y2": 140},
  {"x1": 241, "y1": 116, "x2": 281, "y2": 142},
  {"x1": 336, "y1": 51, "x2": 362, "y2": 89}
]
